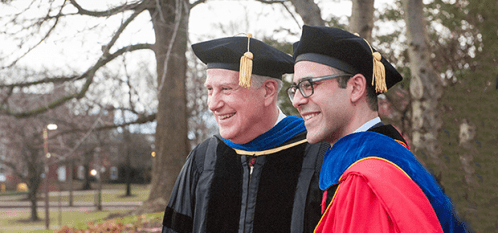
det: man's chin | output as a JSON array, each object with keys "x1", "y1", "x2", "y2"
[
  {"x1": 219, "y1": 131, "x2": 230, "y2": 139},
  {"x1": 219, "y1": 129, "x2": 235, "y2": 140},
  {"x1": 306, "y1": 135, "x2": 320, "y2": 144},
  {"x1": 306, "y1": 130, "x2": 329, "y2": 144}
]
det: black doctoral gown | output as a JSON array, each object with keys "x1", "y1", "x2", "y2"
[{"x1": 162, "y1": 116, "x2": 327, "y2": 233}]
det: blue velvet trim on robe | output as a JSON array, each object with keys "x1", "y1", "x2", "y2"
[
  {"x1": 222, "y1": 116, "x2": 306, "y2": 151},
  {"x1": 320, "y1": 131, "x2": 468, "y2": 233}
]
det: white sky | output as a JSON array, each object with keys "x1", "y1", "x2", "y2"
[
  {"x1": 188, "y1": 0, "x2": 395, "y2": 43},
  {"x1": 0, "y1": 0, "x2": 399, "y2": 71},
  {"x1": 0, "y1": 0, "x2": 395, "y2": 134}
]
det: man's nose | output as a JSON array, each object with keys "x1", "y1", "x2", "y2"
[
  {"x1": 291, "y1": 89, "x2": 308, "y2": 108},
  {"x1": 208, "y1": 92, "x2": 223, "y2": 112}
]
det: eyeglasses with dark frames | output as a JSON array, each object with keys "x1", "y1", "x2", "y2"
[{"x1": 286, "y1": 74, "x2": 353, "y2": 103}]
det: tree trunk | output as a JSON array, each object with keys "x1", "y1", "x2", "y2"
[
  {"x1": 124, "y1": 128, "x2": 132, "y2": 197},
  {"x1": 290, "y1": 0, "x2": 325, "y2": 26},
  {"x1": 402, "y1": 0, "x2": 445, "y2": 179},
  {"x1": 142, "y1": 0, "x2": 190, "y2": 213},
  {"x1": 82, "y1": 162, "x2": 92, "y2": 190},
  {"x1": 349, "y1": 0, "x2": 375, "y2": 42},
  {"x1": 68, "y1": 159, "x2": 74, "y2": 207},
  {"x1": 26, "y1": 147, "x2": 42, "y2": 222},
  {"x1": 28, "y1": 179, "x2": 40, "y2": 221},
  {"x1": 125, "y1": 167, "x2": 132, "y2": 196}
]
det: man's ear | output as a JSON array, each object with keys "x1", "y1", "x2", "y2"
[
  {"x1": 263, "y1": 79, "x2": 279, "y2": 106},
  {"x1": 349, "y1": 74, "x2": 368, "y2": 103}
]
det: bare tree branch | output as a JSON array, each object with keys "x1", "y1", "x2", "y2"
[
  {"x1": 69, "y1": 0, "x2": 143, "y2": 17},
  {"x1": 1, "y1": 86, "x2": 14, "y2": 106},
  {"x1": 2, "y1": 159, "x2": 26, "y2": 180},
  {"x1": 54, "y1": 112, "x2": 156, "y2": 136},
  {"x1": 279, "y1": 1, "x2": 301, "y2": 29},
  {"x1": 0, "y1": 76, "x2": 79, "y2": 88},
  {"x1": 288, "y1": 0, "x2": 324, "y2": 26},
  {"x1": 254, "y1": 0, "x2": 287, "y2": 3},
  {"x1": 121, "y1": 56, "x2": 141, "y2": 113},
  {"x1": 101, "y1": 4, "x2": 147, "y2": 57},
  {"x1": 190, "y1": 0, "x2": 206, "y2": 9},
  {"x1": 47, "y1": 114, "x2": 104, "y2": 165},
  {"x1": 96, "y1": 113, "x2": 156, "y2": 131},
  {"x1": 1, "y1": 0, "x2": 67, "y2": 69},
  {"x1": 0, "y1": 43, "x2": 153, "y2": 118}
]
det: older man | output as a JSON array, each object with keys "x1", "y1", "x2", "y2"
[
  {"x1": 161, "y1": 35, "x2": 327, "y2": 233},
  {"x1": 289, "y1": 26, "x2": 469, "y2": 233}
]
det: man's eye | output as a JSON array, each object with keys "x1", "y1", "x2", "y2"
[{"x1": 301, "y1": 82, "x2": 313, "y2": 90}]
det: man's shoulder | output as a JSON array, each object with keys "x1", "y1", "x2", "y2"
[
  {"x1": 185, "y1": 136, "x2": 220, "y2": 161},
  {"x1": 186, "y1": 135, "x2": 225, "y2": 173},
  {"x1": 338, "y1": 158, "x2": 444, "y2": 232},
  {"x1": 320, "y1": 132, "x2": 412, "y2": 190},
  {"x1": 339, "y1": 157, "x2": 425, "y2": 211},
  {"x1": 336, "y1": 131, "x2": 409, "y2": 154},
  {"x1": 368, "y1": 124, "x2": 409, "y2": 149},
  {"x1": 193, "y1": 135, "x2": 222, "y2": 149},
  {"x1": 342, "y1": 157, "x2": 409, "y2": 181}
]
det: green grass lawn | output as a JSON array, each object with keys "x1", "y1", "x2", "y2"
[
  {"x1": 0, "y1": 184, "x2": 162, "y2": 233},
  {"x1": 0, "y1": 209, "x2": 127, "y2": 233},
  {"x1": 0, "y1": 209, "x2": 164, "y2": 233},
  {"x1": 0, "y1": 191, "x2": 28, "y2": 197}
]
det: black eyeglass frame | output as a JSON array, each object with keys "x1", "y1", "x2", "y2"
[{"x1": 287, "y1": 73, "x2": 353, "y2": 102}]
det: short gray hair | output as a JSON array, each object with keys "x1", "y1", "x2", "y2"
[{"x1": 251, "y1": 74, "x2": 284, "y2": 92}]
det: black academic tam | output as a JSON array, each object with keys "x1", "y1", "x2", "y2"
[{"x1": 192, "y1": 36, "x2": 294, "y2": 79}]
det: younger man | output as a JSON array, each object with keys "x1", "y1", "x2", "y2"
[{"x1": 289, "y1": 25, "x2": 469, "y2": 233}]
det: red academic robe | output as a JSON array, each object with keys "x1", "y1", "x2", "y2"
[{"x1": 314, "y1": 157, "x2": 444, "y2": 233}]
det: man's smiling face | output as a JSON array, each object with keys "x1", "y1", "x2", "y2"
[
  {"x1": 292, "y1": 61, "x2": 352, "y2": 144},
  {"x1": 205, "y1": 68, "x2": 267, "y2": 144}
]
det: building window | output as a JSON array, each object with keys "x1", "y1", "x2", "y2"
[
  {"x1": 110, "y1": 166, "x2": 118, "y2": 181},
  {"x1": 0, "y1": 164, "x2": 5, "y2": 183},
  {"x1": 57, "y1": 166, "x2": 66, "y2": 181},
  {"x1": 77, "y1": 166, "x2": 85, "y2": 180}
]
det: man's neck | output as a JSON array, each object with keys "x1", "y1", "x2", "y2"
[
  {"x1": 328, "y1": 116, "x2": 379, "y2": 146},
  {"x1": 353, "y1": 117, "x2": 381, "y2": 133},
  {"x1": 235, "y1": 106, "x2": 281, "y2": 144},
  {"x1": 274, "y1": 108, "x2": 286, "y2": 126},
  {"x1": 346, "y1": 106, "x2": 379, "y2": 134}
]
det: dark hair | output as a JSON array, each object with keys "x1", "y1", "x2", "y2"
[{"x1": 336, "y1": 75, "x2": 378, "y2": 111}]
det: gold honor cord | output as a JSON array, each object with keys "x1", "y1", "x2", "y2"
[
  {"x1": 341, "y1": 156, "x2": 412, "y2": 180},
  {"x1": 234, "y1": 139, "x2": 308, "y2": 156}
]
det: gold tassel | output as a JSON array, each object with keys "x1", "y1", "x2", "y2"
[
  {"x1": 239, "y1": 33, "x2": 253, "y2": 88},
  {"x1": 372, "y1": 52, "x2": 387, "y2": 93},
  {"x1": 357, "y1": 34, "x2": 387, "y2": 93}
]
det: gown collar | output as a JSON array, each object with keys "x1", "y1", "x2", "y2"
[{"x1": 222, "y1": 116, "x2": 306, "y2": 152}]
